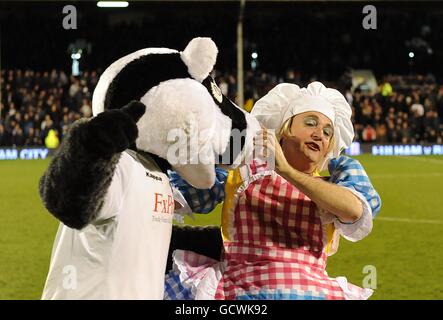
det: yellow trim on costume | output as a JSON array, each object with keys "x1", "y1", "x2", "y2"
[
  {"x1": 221, "y1": 168, "x2": 244, "y2": 242},
  {"x1": 324, "y1": 223, "x2": 336, "y2": 255},
  {"x1": 314, "y1": 169, "x2": 336, "y2": 255}
]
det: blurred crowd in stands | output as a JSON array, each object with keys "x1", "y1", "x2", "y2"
[
  {"x1": 217, "y1": 70, "x2": 443, "y2": 144},
  {"x1": 0, "y1": 69, "x2": 98, "y2": 148},
  {"x1": 351, "y1": 74, "x2": 443, "y2": 144},
  {"x1": 1, "y1": 69, "x2": 443, "y2": 148}
]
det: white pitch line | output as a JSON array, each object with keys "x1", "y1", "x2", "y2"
[
  {"x1": 399, "y1": 156, "x2": 443, "y2": 165},
  {"x1": 376, "y1": 216, "x2": 443, "y2": 225},
  {"x1": 371, "y1": 173, "x2": 443, "y2": 178}
]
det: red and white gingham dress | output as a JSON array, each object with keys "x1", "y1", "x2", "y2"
[{"x1": 166, "y1": 159, "x2": 372, "y2": 300}]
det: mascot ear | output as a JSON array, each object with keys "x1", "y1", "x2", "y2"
[{"x1": 181, "y1": 37, "x2": 218, "y2": 82}]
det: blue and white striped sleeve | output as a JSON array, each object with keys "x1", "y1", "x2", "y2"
[
  {"x1": 168, "y1": 167, "x2": 228, "y2": 214},
  {"x1": 329, "y1": 156, "x2": 382, "y2": 217},
  {"x1": 328, "y1": 155, "x2": 382, "y2": 241}
]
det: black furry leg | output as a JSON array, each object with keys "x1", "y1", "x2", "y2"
[{"x1": 166, "y1": 225, "x2": 223, "y2": 273}]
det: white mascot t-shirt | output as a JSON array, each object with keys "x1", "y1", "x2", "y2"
[{"x1": 42, "y1": 151, "x2": 174, "y2": 299}]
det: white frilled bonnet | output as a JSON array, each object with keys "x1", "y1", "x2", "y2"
[{"x1": 251, "y1": 81, "x2": 354, "y2": 168}]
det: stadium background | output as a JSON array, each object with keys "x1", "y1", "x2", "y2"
[{"x1": 1, "y1": 0, "x2": 443, "y2": 299}]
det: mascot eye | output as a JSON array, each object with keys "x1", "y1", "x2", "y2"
[{"x1": 210, "y1": 81, "x2": 223, "y2": 103}]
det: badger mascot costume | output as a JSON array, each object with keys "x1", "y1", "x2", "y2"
[{"x1": 39, "y1": 38, "x2": 259, "y2": 299}]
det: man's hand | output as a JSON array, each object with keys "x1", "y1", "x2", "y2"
[
  {"x1": 254, "y1": 128, "x2": 291, "y2": 176},
  {"x1": 82, "y1": 101, "x2": 146, "y2": 159}
]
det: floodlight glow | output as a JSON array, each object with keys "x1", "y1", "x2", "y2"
[
  {"x1": 409, "y1": 51, "x2": 415, "y2": 58},
  {"x1": 97, "y1": 1, "x2": 129, "y2": 8},
  {"x1": 71, "y1": 53, "x2": 81, "y2": 60}
]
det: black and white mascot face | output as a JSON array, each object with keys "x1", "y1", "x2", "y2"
[{"x1": 92, "y1": 37, "x2": 259, "y2": 188}]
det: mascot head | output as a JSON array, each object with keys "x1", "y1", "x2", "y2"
[{"x1": 92, "y1": 37, "x2": 260, "y2": 188}]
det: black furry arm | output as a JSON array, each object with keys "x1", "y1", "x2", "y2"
[
  {"x1": 39, "y1": 119, "x2": 121, "y2": 229},
  {"x1": 39, "y1": 101, "x2": 146, "y2": 230},
  {"x1": 39, "y1": 119, "x2": 120, "y2": 229},
  {"x1": 166, "y1": 225, "x2": 223, "y2": 273}
]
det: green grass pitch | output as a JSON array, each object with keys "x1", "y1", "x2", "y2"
[{"x1": 1, "y1": 154, "x2": 443, "y2": 299}]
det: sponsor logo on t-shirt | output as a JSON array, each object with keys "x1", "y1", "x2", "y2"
[{"x1": 152, "y1": 193, "x2": 174, "y2": 224}]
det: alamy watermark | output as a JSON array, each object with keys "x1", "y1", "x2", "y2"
[
  {"x1": 62, "y1": 265, "x2": 78, "y2": 290},
  {"x1": 164, "y1": 117, "x2": 275, "y2": 170},
  {"x1": 362, "y1": 264, "x2": 377, "y2": 289},
  {"x1": 362, "y1": 5, "x2": 377, "y2": 30},
  {"x1": 62, "y1": 5, "x2": 77, "y2": 30}
]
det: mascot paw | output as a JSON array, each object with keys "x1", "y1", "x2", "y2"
[{"x1": 83, "y1": 101, "x2": 146, "y2": 158}]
